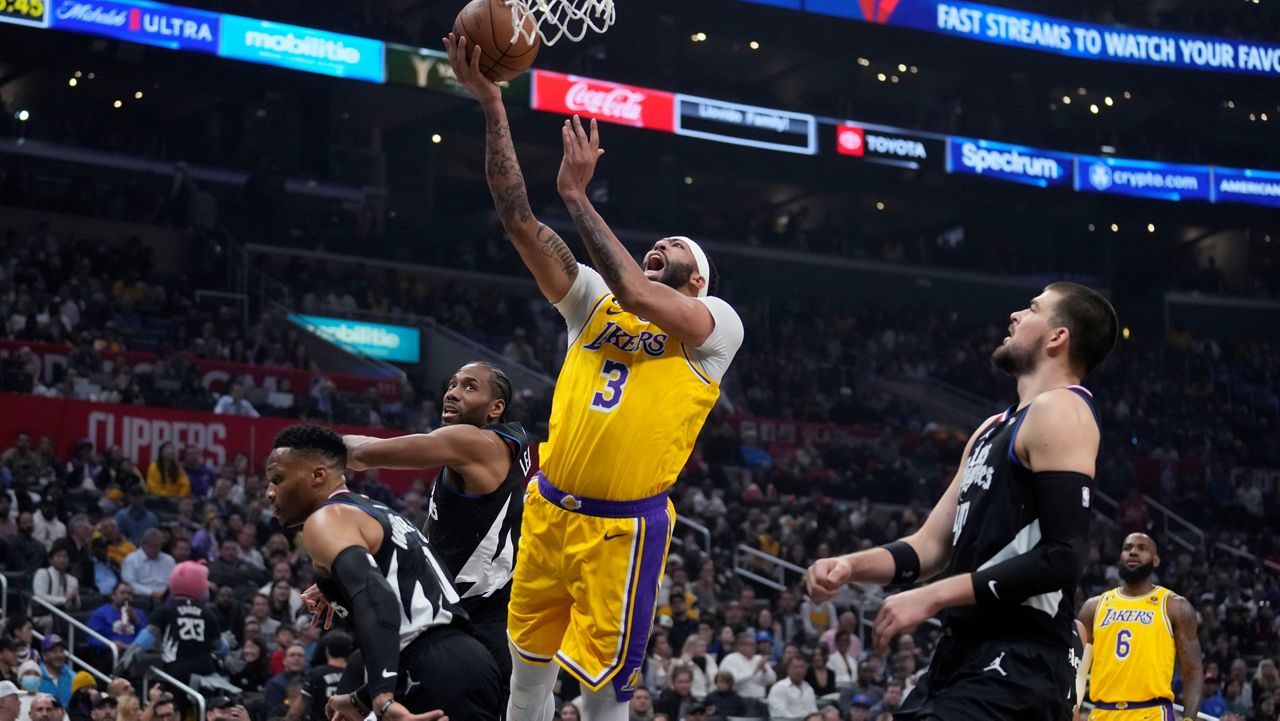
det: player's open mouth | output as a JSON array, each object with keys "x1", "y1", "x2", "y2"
[
  {"x1": 443, "y1": 404, "x2": 460, "y2": 415},
  {"x1": 644, "y1": 252, "x2": 665, "y2": 272}
]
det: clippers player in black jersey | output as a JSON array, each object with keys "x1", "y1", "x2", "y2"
[
  {"x1": 342, "y1": 361, "x2": 529, "y2": 691},
  {"x1": 806, "y1": 282, "x2": 1118, "y2": 721},
  {"x1": 265, "y1": 424, "x2": 503, "y2": 721}
]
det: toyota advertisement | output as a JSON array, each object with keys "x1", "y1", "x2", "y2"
[
  {"x1": 835, "y1": 123, "x2": 943, "y2": 170},
  {"x1": 48, "y1": 0, "x2": 218, "y2": 52},
  {"x1": 1075, "y1": 155, "x2": 1212, "y2": 203},
  {"x1": 530, "y1": 70, "x2": 676, "y2": 132}
]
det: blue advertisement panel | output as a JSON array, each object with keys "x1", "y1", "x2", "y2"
[
  {"x1": 288, "y1": 314, "x2": 420, "y2": 363},
  {"x1": 47, "y1": 0, "x2": 217, "y2": 52},
  {"x1": 1212, "y1": 167, "x2": 1280, "y2": 208},
  {"x1": 218, "y1": 14, "x2": 384, "y2": 83},
  {"x1": 741, "y1": 0, "x2": 1280, "y2": 79},
  {"x1": 1075, "y1": 155, "x2": 1211, "y2": 203},
  {"x1": 946, "y1": 136, "x2": 1074, "y2": 189}
]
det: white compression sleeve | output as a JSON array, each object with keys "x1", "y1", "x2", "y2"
[{"x1": 507, "y1": 645, "x2": 558, "y2": 721}]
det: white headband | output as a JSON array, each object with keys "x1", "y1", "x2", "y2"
[{"x1": 669, "y1": 236, "x2": 711, "y2": 297}]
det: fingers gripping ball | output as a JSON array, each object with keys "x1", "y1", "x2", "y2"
[{"x1": 454, "y1": 0, "x2": 540, "y2": 82}]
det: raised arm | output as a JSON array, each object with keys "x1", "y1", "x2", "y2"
[
  {"x1": 445, "y1": 34, "x2": 578, "y2": 304},
  {"x1": 344, "y1": 427, "x2": 510, "y2": 493},
  {"x1": 556, "y1": 115, "x2": 716, "y2": 347},
  {"x1": 1169, "y1": 594, "x2": 1202, "y2": 721}
]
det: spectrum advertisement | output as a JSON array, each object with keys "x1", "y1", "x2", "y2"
[
  {"x1": 675, "y1": 94, "x2": 817, "y2": 155},
  {"x1": 946, "y1": 136, "x2": 1074, "y2": 188},
  {"x1": 740, "y1": 0, "x2": 1280, "y2": 79},
  {"x1": 1075, "y1": 155, "x2": 1211, "y2": 203},
  {"x1": 288, "y1": 314, "x2": 420, "y2": 363},
  {"x1": 47, "y1": 0, "x2": 218, "y2": 52},
  {"x1": 218, "y1": 14, "x2": 384, "y2": 83},
  {"x1": 1212, "y1": 167, "x2": 1280, "y2": 209}
]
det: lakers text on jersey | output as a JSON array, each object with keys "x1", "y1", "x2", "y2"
[{"x1": 1090, "y1": 587, "x2": 1176, "y2": 708}]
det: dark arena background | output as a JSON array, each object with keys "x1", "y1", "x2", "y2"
[{"x1": 0, "y1": 1, "x2": 1278, "y2": 720}]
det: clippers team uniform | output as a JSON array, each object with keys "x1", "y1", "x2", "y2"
[
  {"x1": 1086, "y1": 586, "x2": 1178, "y2": 721},
  {"x1": 319, "y1": 491, "x2": 503, "y2": 721},
  {"x1": 149, "y1": 597, "x2": 222, "y2": 683},
  {"x1": 509, "y1": 265, "x2": 743, "y2": 701},
  {"x1": 303, "y1": 662, "x2": 346, "y2": 721},
  {"x1": 897, "y1": 386, "x2": 1098, "y2": 721},
  {"x1": 424, "y1": 421, "x2": 530, "y2": 686}
]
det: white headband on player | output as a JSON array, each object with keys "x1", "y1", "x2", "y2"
[{"x1": 669, "y1": 236, "x2": 711, "y2": 298}]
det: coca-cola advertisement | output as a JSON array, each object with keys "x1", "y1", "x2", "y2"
[{"x1": 531, "y1": 70, "x2": 676, "y2": 132}]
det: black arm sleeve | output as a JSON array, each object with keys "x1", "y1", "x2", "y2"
[
  {"x1": 329, "y1": 546, "x2": 402, "y2": 698},
  {"x1": 972, "y1": 471, "x2": 1092, "y2": 606}
]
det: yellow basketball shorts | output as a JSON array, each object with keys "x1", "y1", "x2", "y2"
[
  {"x1": 507, "y1": 472, "x2": 673, "y2": 702},
  {"x1": 1088, "y1": 700, "x2": 1176, "y2": 721}
]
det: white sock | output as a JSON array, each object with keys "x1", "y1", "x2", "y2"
[
  {"x1": 579, "y1": 684, "x2": 629, "y2": 721},
  {"x1": 507, "y1": 646, "x2": 558, "y2": 721}
]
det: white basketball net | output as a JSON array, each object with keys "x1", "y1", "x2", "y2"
[{"x1": 506, "y1": 0, "x2": 616, "y2": 46}]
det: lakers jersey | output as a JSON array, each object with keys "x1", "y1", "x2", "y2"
[
  {"x1": 1090, "y1": 586, "x2": 1176, "y2": 703},
  {"x1": 542, "y1": 265, "x2": 743, "y2": 500}
]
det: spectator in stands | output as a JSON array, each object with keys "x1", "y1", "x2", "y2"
[
  {"x1": 89, "y1": 694, "x2": 116, "y2": 721},
  {"x1": 805, "y1": 646, "x2": 837, "y2": 697},
  {"x1": 33, "y1": 540, "x2": 81, "y2": 618},
  {"x1": 17, "y1": 660, "x2": 40, "y2": 695},
  {"x1": 65, "y1": 516, "x2": 95, "y2": 586},
  {"x1": 33, "y1": 498, "x2": 67, "y2": 551},
  {"x1": 557, "y1": 702, "x2": 581, "y2": 721},
  {"x1": 119, "y1": 529, "x2": 175, "y2": 602},
  {"x1": 213, "y1": 381, "x2": 259, "y2": 418},
  {"x1": 144, "y1": 443, "x2": 190, "y2": 498},
  {"x1": 867, "y1": 681, "x2": 903, "y2": 718},
  {"x1": 262, "y1": 643, "x2": 307, "y2": 717},
  {"x1": 226, "y1": 636, "x2": 268, "y2": 694},
  {"x1": 95, "y1": 449, "x2": 143, "y2": 494},
  {"x1": 2, "y1": 432, "x2": 38, "y2": 480},
  {"x1": 826, "y1": 631, "x2": 859, "y2": 690},
  {"x1": 719, "y1": 632, "x2": 776, "y2": 706},
  {"x1": 646, "y1": 630, "x2": 676, "y2": 693},
  {"x1": 266, "y1": 580, "x2": 300, "y2": 624},
  {"x1": 236, "y1": 527, "x2": 265, "y2": 571},
  {"x1": 0, "y1": 680, "x2": 18, "y2": 721},
  {"x1": 97, "y1": 518, "x2": 135, "y2": 566},
  {"x1": 3, "y1": 617, "x2": 36, "y2": 666},
  {"x1": 8, "y1": 512, "x2": 48, "y2": 573},
  {"x1": 115, "y1": 694, "x2": 142, "y2": 721},
  {"x1": 245, "y1": 595, "x2": 281, "y2": 646},
  {"x1": 29, "y1": 693, "x2": 62, "y2": 721},
  {"x1": 0, "y1": 495, "x2": 15, "y2": 543},
  {"x1": 89, "y1": 537, "x2": 121, "y2": 596},
  {"x1": 1201, "y1": 670, "x2": 1228, "y2": 719},
  {"x1": 208, "y1": 540, "x2": 268, "y2": 603},
  {"x1": 801, "y1": 595, "x2": 837, "y2": 642},
  {"x1": 703, "y1": 672, "x2": 745, "y2": 718},
  {"x1": 87, "y1": 583, "x2": 145, "y2": 653},
  {"x1": 769, "y1": 656, "x2": 818, "y2": 721},
  {"x1": 37, "y1": 635, "x2": 72, "y2": 706},
  {"x1": 846, "y1": 695, "x2": 872, "y2": 721},
  {"x1": 64, "y1": 440, "x2": 102, "y2": 493},
  {"x1": 181, "y1": 447, "x2": 215, "y2": 498},
  {"x1": 628, "y1": 688, "x2": 654, "y2": 721},
  {"x1": 654, "y1": 665, "x2": 697, "y2": 721},
  {"x1": 113, "y1": 488, "x2": 158, "y2": 545},
  {"x1": 209, "y1": 586, "x2": 246, "y2": 647},
  {"x1": 677, "y1": 636, "x2": 717, "y2": 699},
  {"x1": 0, "y1": 640, "x2": 18, "y2": 684}
]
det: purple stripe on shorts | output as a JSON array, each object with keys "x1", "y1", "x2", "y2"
[{"x1": 611, "y1": 506, "x2": 672, "y2": 701}]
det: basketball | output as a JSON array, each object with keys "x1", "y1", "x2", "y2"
[{"x1": 453, "y1": 0, "x2": 541, "y2": 82}]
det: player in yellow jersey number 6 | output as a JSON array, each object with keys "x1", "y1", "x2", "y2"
[{"x1": 446, "y1": 33, "x2": 744, "y2": 721}]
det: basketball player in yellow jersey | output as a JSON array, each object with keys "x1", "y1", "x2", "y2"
[
  {"x1": 446, "y1": 36, "x2": 744, "y2": 721},
  {"x1": 1076, "y1": 533, "x2": 1202, "y2": 721}
]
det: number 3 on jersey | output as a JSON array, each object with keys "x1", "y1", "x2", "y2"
[{"x1": 590, "y1": 359, "x2": 630, "y2": 412}]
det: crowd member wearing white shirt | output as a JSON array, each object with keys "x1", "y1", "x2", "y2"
[
  {"x1": 767, "y1": 657, "x2": 818, "y2": 721},
  {"x1": 119, "y1": 529, "x2": 175, "y2": 600},
  {"x1": 717, "y1": 632, "x2": 776, "y2": 703},
  {"x1": 212, "y1": 381, "x2": 260, "y2": 417},
  {"x1": 33, "y1": 541, "x2": 80, "y2": 615},
  {"x1": 825, "y1": 630, "x2": 860, "y2": 689},
  {"x1": 32, "y1": 500, "x2": 66, "y2": 552}
]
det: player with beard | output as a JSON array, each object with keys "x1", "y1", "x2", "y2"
[
  {"x1": 447, "y1": 35, "x2": 744, "y2": 721},
  {"x1": 806, "y1": 283, "x2": 1118, "y2": 721},
  {"x1": 1075, "y1": 533, "x2": 1202, "y2": 721},
  {"x1": 264, "y1": 424, "x2": 502, "y2": 721},
  {"x1": 339, "y1": 362, "x2": 529, "y2": 694}
]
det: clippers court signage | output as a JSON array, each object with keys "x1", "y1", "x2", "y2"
[{"x1": 531, "y1": 70, "x2": 676, "y2": 132}]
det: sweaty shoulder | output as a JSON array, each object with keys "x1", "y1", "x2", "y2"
[
  {"x1": 687, "y1": 296, "x2": 744, "y2": 384},
  {"x1": 553, "y1": 264, "x2": 610, "y2": 347}
]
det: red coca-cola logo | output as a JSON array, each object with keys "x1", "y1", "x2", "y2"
[{"x1": 532, "y1": 70, "x2": 675, "y2": 132}]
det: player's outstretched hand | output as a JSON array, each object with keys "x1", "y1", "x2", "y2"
[
  {"x1": 805, "y1": 556, "x2": 853, "y2": 603},
  {"x1": 302, "y1": 584, "x2": 335, "y2": 630},
  {"x1": 872, "y1": 587, "x2": 938, "y2": 654},
  {"x1": 556, "y1": 115, "x2": 604, "y2": 200},
  {"x1": 443, "y1": 33, "x2": 501, "y2": 106},
  {"x1": 381, "y1": 702, "x2": 448, "y2": 721}
]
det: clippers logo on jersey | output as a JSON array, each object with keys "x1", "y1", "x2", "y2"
[
  {"x1": 582, "y1": 321, "x2": 669, "y2": 357},
  {"x1": 953, "y1": 431, "x2": 998, "y2": 541},
  {"x1": 1098, "y1": 609, "x2": 1156, "y2": 627}
]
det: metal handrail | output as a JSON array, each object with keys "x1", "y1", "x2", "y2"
[
  {"x1": 675, "y1": 515, "x2": 712, "y2": 557},
  {"x1": 31, "y1": 630, "x2": 112, "y2": 685},
  {"x1": 1214, "y1": 541, "x2": 1280, "y2": 572},
  {"x1": 144, "y1": 667, "x2": 206, "y2": 721},
  {"x1": 1141, "y1": 494, "x2": 1206, "y2": 544},
  {"x1": 31, "y1": 596, "x2": 121, "y2": 673},
  {"x1": 0, "y1": 572, "x2": 7, "y2": 620}
]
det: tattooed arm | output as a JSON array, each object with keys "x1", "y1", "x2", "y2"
[
  {"x1": 445, "y1": 34, "x2": 578, "y2": 303},
  {"x1": 557, "y1": 115, "x2": 716, "y2": 347}
]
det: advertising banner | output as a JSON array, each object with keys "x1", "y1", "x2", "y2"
[
  {"x1": 287, "y1": 314, "x2": 420, "y2": 364},
  {"x1": 384, "y1": 42, "x2": 529, "y2": 98},
  {"x1": 675, "y1": 94, "x2": 817, "y2": 155},
  {"x1": 0, "y1": 0, "x2": 49, "y2": 28},
  {"x1": 1212, "y1": 167, "x2": 1280, "y2": 208},
  {"x1": 946, "y1": 136, "x2": 1074, "y2": 188},
  {"x1": 0, "y1": 339, "x2": 404, "y2": 402},
  {"x1": 530, "y1": 70, "x2": 676, "y2": 132},
  {"x1": 835, "y1": 123, "x2": 943, "y2": 170},
  {"x1": 218, "y1": 14, "x2": 384, "y2": 82},
  {"x1": 0, "y1": 392, "x2": 423, "y2": 492},
  {"x1": 1075, "y1": 155, "x2": 1211, "y2": 202},
  {"x1": 47, "y1": 0, "x2": 217, "y2": 51},
  {"x1": 740, "y1": 0, "x2": 1280, "y2": 79}
]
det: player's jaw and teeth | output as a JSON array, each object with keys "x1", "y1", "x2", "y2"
[{"x1": 643, "y1": 238, "x2": 695, "y2": 289}]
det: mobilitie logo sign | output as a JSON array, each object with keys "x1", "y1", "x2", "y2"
[
  {"x1": 218, "y1": 14, "x2": 384, "y2": 83},
  {"x1": 288, "y1": 314, "x2": 420, "y2": 363},
  {"x1": 946, "y1": 136, "x2": 1073, "y2": 188},
  {"x1": 1212, "y1": 167, "x2": 1280, "y2": 208},
  {"x1": 49, "y1": 0, "x2": 218, "y2": 52},
  {"x1": 1075, "y1": 155, "x2": 1211, "y2": 202}
]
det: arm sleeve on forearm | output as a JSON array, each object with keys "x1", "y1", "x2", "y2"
[
  {"x1": 972, "y1": 471, "x2": 1092, "y2": 605},
  {"x1": 330, "y1": 546, "x2": 402, "y2": 698}
]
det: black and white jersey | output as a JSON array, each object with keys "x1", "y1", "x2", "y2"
[
  {"x1": 151, "y1": 598, "x2": 222, "y2": 665},
  {"x1": 303, "y1": 663, "x2": 345, "y2": 721},
  {"x1": 424, "y1": 422, "x2": 529, "y2": 625},
  {"x1": 941, "y1": 385, "x2": 1099, "y2": 647},
  {"x1": 317, "y1": 491, "x2": 465, "y2": 650}
]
